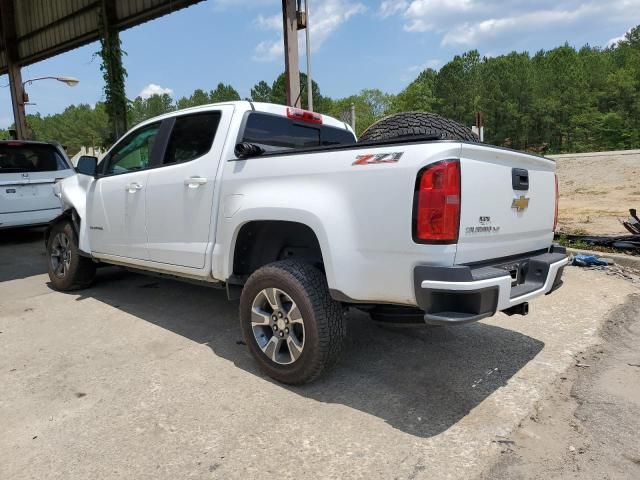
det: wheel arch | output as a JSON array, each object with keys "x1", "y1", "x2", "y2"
[
  {"x1": 229, "y1": 219, "x2": 329, "y2": 284},
  {"x1": 44, "y1": 208, "x2": 79, "y2": 247}
]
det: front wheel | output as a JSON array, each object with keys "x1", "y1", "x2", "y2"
[
  {"x1": 239, "y1": 260, "x2": 346, "y2": 385},
  {"x1": 47, "y1": 220, "x2": 96, "y2": 291}
]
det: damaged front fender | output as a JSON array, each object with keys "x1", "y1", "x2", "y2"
[{"x1": 46, "y1": 174, "x2": 94, "y2": 254}]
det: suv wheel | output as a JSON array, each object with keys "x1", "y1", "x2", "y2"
[
  {"x1": 239, "y1": 260, "x2": 346, "y2": 385},
  {"x1": 47, "y1": 220, "x2": 96, "y2": 291}
]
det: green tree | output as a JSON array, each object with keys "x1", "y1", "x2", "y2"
[
  {"x1": 391, "y1": 68, "x2": 437, "y2": 113},
  {"x1": 209, "y1": 83, "x2": 241, "y2": 103},
  {"x1": 434, "y1": 50, "x2": 481, "y2": 125},
  {"x1": 176, "y1": 89, "x2": 211, "y2": 109},
  {"x1": 250, "y1": 80, "x2": 273, "y2": 102},
  {"x1": 129, "y1": 93, "x2": 175, "y2": 126},
  {"x1": 270, "y1": 72, "x2": 326, "y2": 111}
]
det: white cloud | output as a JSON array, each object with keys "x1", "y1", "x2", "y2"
[
  {"x1": 441, "y1": 5, "x2": 597, "y2": 46},
  {"x1": 379, "y1": 0, "x2": 408, "y2": 18},
  {"x1": 379, "y1": 0, "x2": 640, "y2": 49},
  {"x1": 256, "y1": 13, "x2": 281, "y2": 31},
  {"x1": 252, "y1": 0, "x2": 366, "y2": 62},
  {"x1": 606, "y1": 28, "x2": 631, "y2": 47},
  {"x1": 404, "y1": 0, "x2": 475, "y2": 32},
  {"x1": 138, "y1": 83, "x2": 174, "y2": 99}
]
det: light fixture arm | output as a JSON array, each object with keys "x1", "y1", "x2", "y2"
[{"x1": 22, "y1": 76, "x2": 80, "y2": 87}]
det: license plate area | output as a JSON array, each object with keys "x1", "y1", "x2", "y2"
[{"x1": 501, "y1": 262, "x2": 521, "y2": 287}]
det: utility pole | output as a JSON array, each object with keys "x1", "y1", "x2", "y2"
[
  {"x1": 303, "y1": 0, "x2": 313, "y2": 111},
  {"x1": 282, "y1": 0, "x2": 301, "y2": 108},
  {"x1": 350, "y1": 103, "x2": 356, "y2": 131}
]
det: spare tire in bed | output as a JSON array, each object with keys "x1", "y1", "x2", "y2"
[{"x1": 359, "y1": 111, "x2": 479, "y2": 143}]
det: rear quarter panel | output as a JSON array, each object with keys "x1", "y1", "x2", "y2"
[{"x1": 215, "y1": 142, "x2": 463, "y2": 304}]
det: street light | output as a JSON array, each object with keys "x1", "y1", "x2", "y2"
[
  {"x1": 10, "y1": 75, "x2": 80, "y2": 140},
  {"x1": 23, "y1": 75, "x2": 80, "y2": 89}
]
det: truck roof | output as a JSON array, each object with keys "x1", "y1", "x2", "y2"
[{"x1": 133, "y1": 101, "x2": 353, "y2": 134}]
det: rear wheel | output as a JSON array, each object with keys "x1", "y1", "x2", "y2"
[
  {"x1": 239, "y1": 260, "x2": 346, "y2": 385},
  {"x1": 359, "y1": 111, "x2": 478, "y2": 143},
  {"x1": 47, "y1": 220, "x2": 96, "y2": 291}
]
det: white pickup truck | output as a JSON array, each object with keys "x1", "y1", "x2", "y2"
[{"x1": 47, "y1": 102, "x2": 568, "y2": 384}]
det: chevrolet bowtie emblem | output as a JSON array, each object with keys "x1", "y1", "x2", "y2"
[{"x1": 511, "y1": 195, "x2": 530, "y2": 211}]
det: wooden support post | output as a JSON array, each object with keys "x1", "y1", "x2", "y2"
[
  {"x1": 7, "y1": 63, "x2": 27, "y2": 140},
  {"x1": 100, "y1": 0, "x2": 128, "y2": 140},
  {"x1": 1, "y1": 0, "x2": 28, "y2": 139},
  {"x1": 282, "y1": 0, "x2": 301, "y2": 108}
]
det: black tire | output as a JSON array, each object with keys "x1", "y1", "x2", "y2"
[
  {"x1": 47, "y1": 219, "x2": 96, "y2": 291},
  {"x1": 359, "y1": 111, "x2": 478, "y2": 143},
  {"x1": 239, "y1": 260, "x2": 346, "y2": 385}
]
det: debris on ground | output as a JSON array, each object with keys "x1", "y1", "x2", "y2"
[
  {"x1": 571, "y1": 254, "x2": 612, "y2": 267},
  {"x1": 561, "y1": 209, "x2": 640, "y2": 254},
  {"x1": 621, "y1": 208, "x2": 640, "y2": 235},
  {"x1": 568, "y1": 252, "x2": 640, "y2": 283},
  {"x1": 563, "y1": 233, "x2": 640, "y2": 253}
]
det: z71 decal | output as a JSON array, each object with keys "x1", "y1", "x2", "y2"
[{"x1": 352, "y1": 152, "x2": 403, "y2": 166}]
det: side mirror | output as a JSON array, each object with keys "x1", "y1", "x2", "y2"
[{"x1": 76, "y1": 156, "x2": 98, "y2": 176}]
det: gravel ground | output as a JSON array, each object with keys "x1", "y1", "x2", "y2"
[
  {"x1": 1, "y1": 227, "x2": 638, "y2": 480},
  {"x1": 481, "y1": 294, "x2": 640, "y2": 479},
  {"x1": 552, "y1": 150, "x2": 640, "y2": 235}
]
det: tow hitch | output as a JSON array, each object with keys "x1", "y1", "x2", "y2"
[{"x1": 504, "y1": 302, "x2": 529, "y2": 316}]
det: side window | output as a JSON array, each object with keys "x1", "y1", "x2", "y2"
[
  {"x1": 321, "y1": 126, "x2": 356, "y2": 146},
  {"x1": 164, "y1": 112, "x2": 221, "y2": 165},
  {"x1": 104, "y1": 123, "x2": 161, "y2": 175}
]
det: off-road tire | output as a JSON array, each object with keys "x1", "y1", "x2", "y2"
[
  {"x1": 47, "y1": 219, "x2": 96, "y2": 291},
  {"x1": 239, "y1": 260, "x2": 346, "y2": 385},
  {"x1": 359, "y1": 111, "x2": 478, "y2": 143}
]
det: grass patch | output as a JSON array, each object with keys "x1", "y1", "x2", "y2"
[{"x1": 555, "y1": 233, "x2": 619, "y2": 254}]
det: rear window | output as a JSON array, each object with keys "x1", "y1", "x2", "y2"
[
  {"x1": 164, "y1": 112, "x2": 221, "y2": 165},
  {"x1": 0, "y1": 144, "x2": 69, "y2": 173},
  {"x1": 241, "y1": 112, "x2": 355, "y2": 151}
]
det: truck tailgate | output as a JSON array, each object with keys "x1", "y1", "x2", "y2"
[{"x1": 455, "y1": 143, "x2": 556, "y2": 264}]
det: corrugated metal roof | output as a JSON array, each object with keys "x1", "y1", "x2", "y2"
[{"x1": 0, "y1": 0, "x2": 204, "y2": 74}]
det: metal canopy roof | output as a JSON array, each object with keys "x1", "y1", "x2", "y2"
[{"x1": 0, "y1": 0, "x2": 204, "y2": 75}]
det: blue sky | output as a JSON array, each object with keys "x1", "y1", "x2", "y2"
[{"x1": 1, "y1": 0, "x2": 639, "y2": 128}]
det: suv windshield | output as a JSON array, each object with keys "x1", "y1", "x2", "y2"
[{"x1": 0, "y1": 144, "x2": 70, "y2": 173}]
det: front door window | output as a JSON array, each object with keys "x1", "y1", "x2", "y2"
[{"x1": 104, "y1": 123, "x2": 160, "y2": 175}]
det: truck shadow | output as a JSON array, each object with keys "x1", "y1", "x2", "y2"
[
  {"x1": 71, "y1": 267, "x2": 544, "y2": 439},
  {"x1": 0, "y1": 227, "x2": 48, "y2": 282}
]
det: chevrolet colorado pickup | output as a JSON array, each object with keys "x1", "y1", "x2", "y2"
[{"x1": 47, "y1": 102, "x2": 568, "y2": 384}]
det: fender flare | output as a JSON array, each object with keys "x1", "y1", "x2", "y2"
[{"x1": 44, "y1": 209, "x2": 80, "y2": 248}]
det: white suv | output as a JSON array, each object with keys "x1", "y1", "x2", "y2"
[{"x1": 0, "y1": 140, "x2": 75, "y2": 229}]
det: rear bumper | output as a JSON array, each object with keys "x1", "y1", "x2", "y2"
[
  {"x1": 414, "y1": 245, "x2": 568, "y2": 325},
  {"x1": 0, "y1": 208, "x2": 61, "y2": 229}
]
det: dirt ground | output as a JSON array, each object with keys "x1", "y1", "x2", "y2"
[
  {"x1": 552, "y1": 150, "x2": 640, "y2": 235},
  {"x1": 1, "y1": 228, "x2": 639, "y2": 480},
  {"x1": 481, "y1": 293, "x2": 640, "y2": 480}
]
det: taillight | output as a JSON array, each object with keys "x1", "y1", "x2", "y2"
[
  {"x1": 414, "y1": 159, "x2": 461, "y2": 243},
  {"x1": 553, "y1": 173, "x2": 559, "y2": 232},
  {"x1": 286, "y1": 107, "x2": 323, "y2": 124}
]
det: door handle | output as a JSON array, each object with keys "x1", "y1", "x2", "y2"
[
  {"x1": 125, "y1": 182, "x2": 143, "y2": 192},
  {"x1": 184, "y1": 176, "x2": 207, "y2": 188}
]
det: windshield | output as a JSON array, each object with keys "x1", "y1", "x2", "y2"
[{"x1": 0, "y1": 144, "x2": 70, "y2": 174}]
